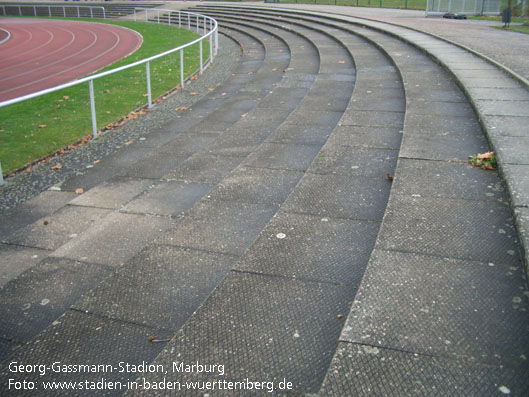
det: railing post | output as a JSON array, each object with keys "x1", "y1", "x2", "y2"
[
  {"x1": 168, "y1": 12, "x2": 171, "y2": 26},
  {"x1": 215, "y1": 28, "x2": 219, "y2": 56},
  {"x1": 204, "y1": 16, "x2": 207, "y2": 35},
  {"x1": 199, "y1": 40, "x2": 203, "y2": 75},
  {"x1": 196, "y1": 15, "x2": 200, "y2": 33},
  {"x1": 188, "y1": 14, "x2": 191, "y2": 30},
  {"x1": 33, "y1": 6, "x2": 36, "y2": 16},
  {"x1": 90, "y1": 7, "x2": 93, "y2": 19},
  {"x1": 18, "y1": 5, "x2": 21, "y2": 16},
  {"x1": 77, "y1": 6, "x2": 80, "y2": 18},
  {"x1": 178, "y1": 12, "x2": 181, "y2": 28},
  {"x1": 48, "y1": 5, "x2": 51, "y2": 17},
  {"x1": 88, "y1": 80, "x2": 98, "y2": 139},
  {"x1": 180, "y1": 49, "x2": 184, "y2": 89},
  {"x1": 146, "y1": 62, "x2": 152, "y2": 109},
  {"x1": 134, "y1": 8, "x2": 137, "y2": 22},
  {"x1": 210, "y1": 36, "x2": 213, "y2": 63},
  {"x1": 0, "y1": 162, "x2": 4, "y2": 186},
  {"x1": 157, "y1": 10, "x2": 160, "y2": 24}
]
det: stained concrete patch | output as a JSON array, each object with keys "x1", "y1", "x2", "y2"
[
  {"x1": 341, "y1": 249, "x2": 529, "y2": 364},
  {"x1": 137, "y1": 271, "x2": 354, "y2": 394},
  {"x1": 163, "y1": 153, "x2": 242, "y2": 184},
  {"x1": 50, "y1": 212, "x2": 174, "y2": 266},
  {"x1": 325, "y1": 125, "x2": 402, "y2": 150},
  {"x1": 0, "y1": 257, "x2": 112, "y2": 343},
  {"x1": 0, "y1": 244, "x2": 49, "y2": 288},
  {"x1": 68, "y1": 176, "x2": 154, "y2": 209},
  {"x1": 320, "y1": 343, "x2": 529, "y2": 396},
  {"x1": 0, "y1": 190, "x2": 77, "y2": 240},
  {"x1": 243, "y1": 143, "x2": 321, "y2": 172},
  {"x1": 282, "y1": 173, "x2": 390, "y2": 221},
  {"x1": 207, "y1": 166, "x2": 303, "y2": 205},
  {"x1": 392, "y1": 159, "x2": 504, "y2": 201},
  {"x1": 74, "y1": 245, "x2": 237, "y2": 331},
  {"x1": 235, "y1": 212, "x2": 379, "y2": 284},
  {"x1": 501, "y1": 164, "x2": 529, "y2": 207},
  {"x1": 377, "y1": 195, "x2": 520, "y2": 266},
  {"x1": 5, "y1": 206, "x2": 111, "y2": 251},
  {"x1": 155, "y1": 199, "x2": 278, "y2": 256},
  {"x1": 122, "y1": 180, "x2": 214, "y2": 216},
  {"x1": 0, "y1": 310, "x2": 172, "y2": 388},
  {"x1": 308, "y1": 146, "x2": 397, "y2": 177}
]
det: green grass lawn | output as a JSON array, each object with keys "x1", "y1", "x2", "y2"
[{"x1": 0, "y1": 19, "x2": 210, "y2": 176}]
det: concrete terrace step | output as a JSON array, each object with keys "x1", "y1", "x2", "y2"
[
  {"x1": 0, "y1": 4, "x2": 527, "y2": 396},
  {"x1": 128, "y1": 7, "x2": 405, "y2": 395},
  {"x1": 191, "y1": 5, "x2": 529, "y2": 394},
  {"x1": 0, "y1": 7, "x2": 366, "y2": 393},
  {"x1": 0, "y1": 23, "x2": 300, "y2": 372}
]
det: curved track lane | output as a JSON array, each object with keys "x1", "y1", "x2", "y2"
[{"x1": 0, "y1": 18, "x2": 143, "y2": 102}]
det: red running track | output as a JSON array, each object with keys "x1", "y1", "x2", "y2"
[{"x1": 0, "y1": 18, "x2": 143, "y2": 102}]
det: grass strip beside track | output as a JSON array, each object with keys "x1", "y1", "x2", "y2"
[{"x1": 0, "y1": 19, "x2": 209, "y2": 176}]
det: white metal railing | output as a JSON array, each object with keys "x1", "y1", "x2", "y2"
[
  {"x1": 0, "y1": 10, "x2": 218, "y2": 185},
  {"x1": 0, "y1": 4, "x2": 106, "y2": 19}
]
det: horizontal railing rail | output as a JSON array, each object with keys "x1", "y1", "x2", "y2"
[{"x1": 0, "y1": 10, "x2": 218, "y2": 185}]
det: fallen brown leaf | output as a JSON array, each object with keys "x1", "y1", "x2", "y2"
[
  {"x1": 124, "y1": 141, "x2": 133, "y2": 146},
  {"x1": 175, "y1": 106, "x2": 188, "y2": 111},
  {"x1": 51, "y1": 163, "x2": 63, "y2": 170},
  {"x1": 386, "y1": 173, "x2": 394, "y2": 182},
  {"x1": 38, "y1": 124, "x2": 47, "y2": 128},
  {"x1": 75, "y1": 188, "x2": 84, "y2": 194}
]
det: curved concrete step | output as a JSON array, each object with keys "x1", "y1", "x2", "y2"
[
  {"x1": 195, "y1": 5, "x2": 529, "y2": 394},
  {"x1": 129, "y1": 9, "x2": 408, "y2": 395},
  {"x1": 0, "y1": 10, "x2": 358, "y2": 390},
  {"x1": 0, "y1": 25, "x2": 297, "y2": 362}
]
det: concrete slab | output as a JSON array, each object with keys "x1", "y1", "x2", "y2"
[
  {"x1": 484, "y1": 115, "x2": 529, "y2": 138},
  {"x1": 400, "y1": 130, "x2": 490, "y2": 162},
  {"x1": 155, "y1": 199, "x2": 278, "y2": 256},
  {"x1": 0, "y1": 257, "x2": 112, "y2": 343},
  {"x1": 475, "y1": 100, "x2": 529, "y2": 118},
  {"x1": 501, "y1": 164, "x2": 529, "y2": 207},
  {"x1": 5, "y1": 206, "x2": 111, "y2": 251},
  {"x1": 73, "y1": 245, "x2": 237, "y2": 331},
  {"x1": 68, "y1": 176, "x2": 154, "y2": 210},
  {"x1": 377, "y1": 195, "x2": 520, "y2": 266},
  {"x1": 0, "y1": 190, "x2": 76, "y2": 241},
  {"x1": 58, "y1": 145, "x2": 154, "y2": 193},
  {"x1": 0, "y1": 244, "x2": 49, "y2": 288},
  {"x1": 393, "y1": 159, "x2": 504, "y2": 202},
  {"x1": 321, "y1": 342, "x2": 529, "y2": 396},
  {"x1": 341, "y1": 249, "x2": 529, "y2": 364},
  {"x1": 163, "y1": 153, "x2": 243, "y2": 183},
  {"x1": 207, "y1": 166, "x2": 303, "y2": 205},
  {"x1": 138, "y1": 271, "x2": 353, "y2": 394},
  {"x1": 309, "y1": 146, "x2": 397, "y2": 177},
  {"x1": 282, "y1": 173, "x2": 390, "y2": 221},
  {"x1": 0, "y1": 310, "x2": 172, "y2": 387},
  {"x1": 267, "y1": 122, "x2": 334, "y2": 146},
  {"x1": 340, "y1": 110, "x2": 404, "y2": 128},
  {"x1": 50, "y1": 212, "x2": 175, "y2": 266},
  {"x1": 325, "y1": 125, "x2": 402, "y2": 150},
  {"x1": 122, "y1": 180, "x2": 214, "y2": 216},
  {"x1": 243, "y1": 143, "x2": 321, "y2": 172},
  {"x1": 235, "y1": 212, "x2": 379, "y2": 285},
  {"x1": 287, "y1": 110, "x2": 344, "y2": 127}
]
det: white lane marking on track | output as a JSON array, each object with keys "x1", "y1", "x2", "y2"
[
  {"x1": 0, "y1": 22, "x2": 141, "y2": 98},
  {"x1": 0, "y1": 26, "x2": 60, "y2": 74},
  {"x1": 0, "y1": 26, "x2": 99, "y2": 94},
  {"x1": 0, "y1": 27, "x2": 11, "y2": 45}
]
